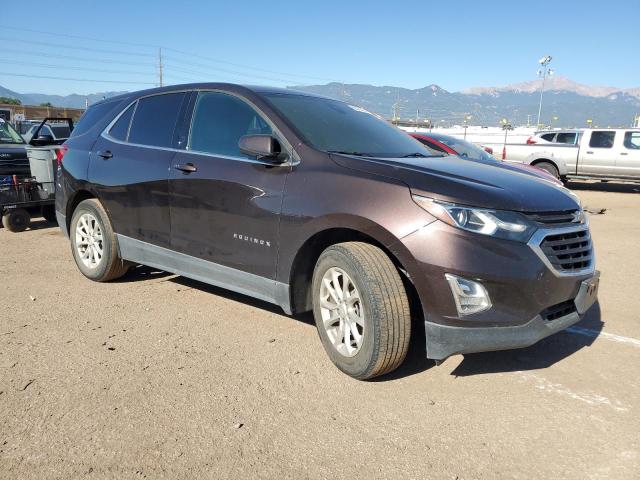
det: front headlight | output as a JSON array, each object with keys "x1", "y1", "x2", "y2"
[{"x1": 412, "y1": 195, "x2": 537, "y2": 242}]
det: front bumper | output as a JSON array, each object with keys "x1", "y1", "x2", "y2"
[
  {"x1": 424, "y1": 271, "x2": 599, "y2": 360},
  {"x1": 398, "y1": 219, "x2": 598, "y2": 360}
]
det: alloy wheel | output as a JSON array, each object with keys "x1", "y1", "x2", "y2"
[{"x1": 319, "y1": 267, "x2": 365, "y2": 357}]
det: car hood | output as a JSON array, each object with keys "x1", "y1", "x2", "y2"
[{"x1": 330, "y1": 153, "x2": 580, "y2": 212}]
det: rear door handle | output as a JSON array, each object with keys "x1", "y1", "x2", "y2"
[
  {"x1": 97, "y1": 150, "x2": 113, "y2": 159},
  {"x1": 175, "y1": 163, "x2": 197, "y2": 173},
  {"x1": 586, "y1": 151, "x2": 593, "y2": 154},
  {"x1": 620, "y1": 152, "x2": 628, "y2": 156}
]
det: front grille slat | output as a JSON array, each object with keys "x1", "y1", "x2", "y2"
[
  {"x1": 539, "y1": 228, "x2": 593, "y2": 273},
  {"x1": 524, "y1": 210, "x2": 581, "y2": 227}
]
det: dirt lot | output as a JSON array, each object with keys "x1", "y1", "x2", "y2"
[{"x1": 1, "y1": 181, "x2": 639, "y2": 480}]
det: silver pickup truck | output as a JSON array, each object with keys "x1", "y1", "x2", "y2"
[{"x1": 503, "y1": 128, "x2": 640, "y2": 182}]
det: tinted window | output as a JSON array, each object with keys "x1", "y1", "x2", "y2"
[
  {"x1": 51, "y1": 125, "x2": 70, "y2": 138},
  {"x1": 555, "y1": 132, "x2": 577, "y2": 144},
  {"x1": 71, "y1": 100, "x2": 120, "y2": 138},
  {"x1": 189, "y1": 92, "x2": 272, "y2": 158},
  {"x1": 264, "y1": 93, "x2": 435, "y2": 158},
  {"x1": 623, "y1": 132, "x2": 640, "y2": 150},
  {"x1": 541, "y1": 133, "x2": 556, "y2": 141},
  {"x1": 589, "y1": 131, "x2": 615, "y2": 148},
  {"x1": 128, "y1": 93, "x2": 186, "y2": 148},
  {"x1": 109, "y1": 103, "x2": 135, "y2": 141}
]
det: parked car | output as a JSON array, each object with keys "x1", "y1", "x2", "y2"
[
  {"x1": 504, "y1": 128, "x2": 640, "y2": 182},
  {"x1": 526, "y1": 130, "x2": 581, "y2": 145},
  {"x1": 410, "y1": 132, "x2": 562, "y2": 184},
  {"x1": 56, "y1": 84, "x2": 599, "y2": 379},
  {"x1": 22, "y1": 122, "x2": 71, "y2": 144},
  {"x1": 0, "y1": 118, "x2": 29, "y2": 177}
]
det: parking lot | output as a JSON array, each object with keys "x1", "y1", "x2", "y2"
[{"x1": 0, "y1": 181, "x2": 639, "y2": 479}]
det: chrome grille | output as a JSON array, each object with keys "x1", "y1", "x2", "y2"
[{"x1": 539, "y1": 229, "x2": 593, "y2": 273}]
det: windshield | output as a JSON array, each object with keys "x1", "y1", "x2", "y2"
[
  {"x1": 263, "y1": 93, "x2": 436, "y2": 158},
  {"x1": 429, "y1": 133, "x2": 496, "y2": 162},
  {"x1": 0, "y1": 120, "x2": 25, "y2": 144}
]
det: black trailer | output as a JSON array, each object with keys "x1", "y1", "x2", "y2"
[{"x1": 0, "y1": 176, "x2": 56, "y2": 232}]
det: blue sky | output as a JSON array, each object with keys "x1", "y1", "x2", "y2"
[{"x1": 1, "y1": 0, "x2": 638, "y2": 95}]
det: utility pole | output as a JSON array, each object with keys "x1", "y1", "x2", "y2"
[
  {"x1": 536, "y1": 55, "x2": 553, "y2": 129},
  {"x1": 158, "y1": 47, "x2": 164, "y2": 87}
]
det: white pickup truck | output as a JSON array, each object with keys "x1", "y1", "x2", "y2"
[{"x1": 503, "y1": 128, "x2": 640, "y2": 182}]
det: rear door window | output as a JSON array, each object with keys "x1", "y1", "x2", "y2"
[
  {"x1": 541, "y1": 133, "x2": 556, "y2": 141},
  {"x1": 555, "y1": 132, "x2": 577, "y2": 144},
  {"x1": 188, "y1": 91, "x2": 272, "y2": 158},
  {"x1": 623, "y1": 132, "x2": 640, "y2": 150},
  {"x1": 589, "y1": 131, "x2": 616, "y2": 148},
  {"x1": 128, "y1": 93, "x2": 187, "y2": 148}
]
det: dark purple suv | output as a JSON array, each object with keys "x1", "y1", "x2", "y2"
[{"x1": 55, "y1": 84, "x2": 599, "y2": 379}]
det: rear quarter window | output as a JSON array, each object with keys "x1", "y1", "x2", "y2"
[{"x1": 71, "y1": 100, "x2": 122, "y2": 138}]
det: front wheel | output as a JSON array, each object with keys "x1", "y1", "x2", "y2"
[
  {"x1": 312, "y1": 242, "x2": 411, "y2": 380},
  {"x1": 70, "y1": 199, "x2": 129, "y2": 282}
]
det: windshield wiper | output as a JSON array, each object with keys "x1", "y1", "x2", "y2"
[
  {"x1": 328, "y1": 150, "x2": 374, "y2": 157},
  {"x1": 400, "y1": 152, "x2": 430, "y2": 158}
]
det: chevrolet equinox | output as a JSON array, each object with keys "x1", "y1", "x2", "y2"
[{"x1": 55, "y1": 84, "x2": 599, "y2": 379}]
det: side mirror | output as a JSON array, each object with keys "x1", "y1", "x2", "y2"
[
  {"x1": 31, "y1": 134, "x2": 54, "y2": 146},
  {"x1": 238, "y1": 135, "x2": 288, "y2": 163}
]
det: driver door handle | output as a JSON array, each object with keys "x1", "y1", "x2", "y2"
[{"x1": 175, "y1": 162, "x2": 197, "y2": 173}]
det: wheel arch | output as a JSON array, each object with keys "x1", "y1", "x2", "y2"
[
  {"x1": 529, "y1": 157, "x2": 565, "y2": 176},
  {"x1": 65, "y1": 189, "x2": 96, "y2": 233},
  {"x1": 286, "y1": 226, "x2": 423, "y2": 323}
]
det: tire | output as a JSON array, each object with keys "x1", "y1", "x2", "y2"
[
  {"x1": 41, "y1": 205, "x2": 57, "y2": 223},
  {"x1": 534, "y1": 161, "x2": 560, "y2": 180},
  {"x1": 312, "y1": 242, "x2": 411, "y2": 380},
  {"x1": 70, "y1": 199, "x2": 129, "y2": 282},
  {"x1": 2, "y1": 208, "x2": 31, "y2": 232}
]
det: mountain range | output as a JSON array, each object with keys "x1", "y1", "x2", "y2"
[
  {"x1": 0, "y1": 85, "x2": 126, "y2": 110},
  {"x1": 291, "y1": 77, "x2": 640, "y2": 127},
  {"x1": 2, "y1": 77, "x2": 639, "y2": 127}
]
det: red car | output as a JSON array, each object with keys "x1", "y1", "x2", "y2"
[{"x1": 410, "y1": 132, "x2": 562, "y2": 184}]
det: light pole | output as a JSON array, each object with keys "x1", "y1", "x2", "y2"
[{"x1": 536, "y1": 55, "x2": 553, "y2": 130}]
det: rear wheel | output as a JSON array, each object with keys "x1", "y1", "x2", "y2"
[
  {"x1": 312, "y1": 242, "x2": 411, "y2": 380},
  {"x1": 534, "y1": 161, "x2": 560, "y2": 180},
  {"x1": 2, "y1": 208, "x2": 31, "y2": 232},
  {"x1": 70, "y1": 199, "x2": 129, "y2": 282}
]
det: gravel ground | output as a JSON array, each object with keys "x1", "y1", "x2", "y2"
[{"x1": 1, "y1": 181, "x2": 639, "y2": 479}]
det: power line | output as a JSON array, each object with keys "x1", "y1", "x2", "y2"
[
  {"x1": 0, "y1": 24, "x2": 161, "y2": 49},
  {"x1": 163, "y1": 62, "x2": 303, "y2": 84},
  {"x1": 0, "y1": 72, "x2": 156, "y2": 85},
  {"x1": 3, "y1": 48, "x2": 156, "y2": 67},
  {"x1": 164, "y1": 47, "x2": 338, "y2": 83},
  {"x1": 0, "y1": 59, "x2": 153, "y2": 77},
  {"x1": 0, "y1": 36, "x2": 154, "y2": 58},
  {"x1": 0, "y1": 25, "x2": 335, "y2": 85}
]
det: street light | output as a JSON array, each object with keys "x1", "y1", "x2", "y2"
[{"x1": 536, "y1": 55, "x2": 553, "y2": 130}]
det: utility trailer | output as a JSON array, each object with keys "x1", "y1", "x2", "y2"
[{"x1": 1, "y1": 118, "x2": 73, "y2": 232}]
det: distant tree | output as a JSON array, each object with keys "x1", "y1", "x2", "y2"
[
  {"x1": 0, "y1": 97, "x2": 21, "y2": 105},
  {"x1": 39, "y1": 102, "x2": 54, "y2": 107}
]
